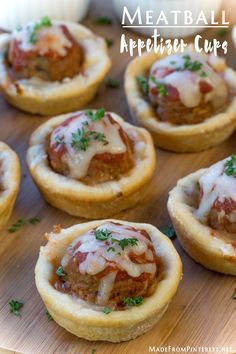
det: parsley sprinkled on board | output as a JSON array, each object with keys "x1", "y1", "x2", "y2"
[
  {"x1": 217, "y1": 28, "x2": 228, "y2": 37},
  {"x1": 232, "y1": 289, "x2": 236, "y2": 300},
  {"x1": 103, "y1": 307, "x2": 112, "y2": 314},
  {"x1": 85, "y1": 108, "x2": 105, "y2": 121},
  {"x1": 136, "y1": 75, "x2": 149, "y2": 96},
  {"x1": 106, "y1": 39, "x2": 114, "y2": 48},
  {"x1": 9, "y1": 300, "x2": 23, "y2": 316},
  {"x1": 29, "y1": 16, "x2": 52, "y2": 44},
  {"x1": 28, "y1": 217, "x2": 40, "y2": 225},
  {"x1": 160, "y1": 225, "x2": 177, "y2": 240},
  {"x1": 56, "y1": 266, "x2": 66, "y2": 278},
  {"x1": 46, "y1": 310, "x2": 53, "y2": 321},
  {"x1": 94, "y1": 17, "x2": 112, "y2": 25},
  {"x1": 9, "y1": 217, "x2": 40, "y2": 233},
  {"x1": 8, "y1": 219, "x2": 27, "y2": 233},
  {"x1": 105, "y1": 78, "x2": 120, "y2": 89},
  {"x1": 94, "y1": 229, "x2": 112, "y2": 241},
  {"x1": 123, "y1": 296, "x2": 143, "y2": 307},
  {"x1": 150, "y1": 76, "x2": 168, "y2": 98},
  {"x1": 224, "y1": 155, "x2": 236, "y2": 177},
  {"x1": 112, "y1": 237, "x2": 138, "y2": 250}
]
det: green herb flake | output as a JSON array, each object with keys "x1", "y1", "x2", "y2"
[
  {"x1": 71, "y1": 127, "x2": 91, "y2": 152},
  {"x1": 112, "y1": 237, "x2": 138, "y2": 250},
  {"x1": 170, "y1": 60, "x2": 176, "y2": 65},
  {"x1": 9, "y1": 299, "x2": 23, "y2": 317},
  {"x1": 232, "y1": 289, "x2": 236, "y2": 300},
  {"x1": 91, "y1": 349, "x2": 97, "y2": 354},
  {"x1": 85, "y1": 108, "x2": 105, "y2": 122},
  {"x1": 103, "y1": 307, "x2": 112, "y2": 314},
  {"x1": 107, "y1": 246, "x2": 115, "y2": 253},
  {"x1": 224, "y1": 155, "x2": 236, "y2": 177},
  {"x1": 28, "y1": 217, "x2": 40, "y2": 225},
  {"x1": 106, "y1": 39, "x2": 114, "y2": 48},
  {"x1": 217, "y1": 28, "x2": 228, "y2": 37},
  {"x1": 105, "y1": 78, "x2": 120, "y2": 89},
  {"x1": 160, "y1": 225, "x2": 177, "y2": 240},
  {"x1": 93, "y1": 132, "x2": 108, "y2": 145},
  {"x1": 56, "y1": 266, "x2": 66, "y2": 278},
  {"x1": 46, "y1": 310, "x2": 53, "y2": 321},
  {"x1": 8, "y1": 219, "x2": 27, "y2": 233},
  {"x1": 136, "y1": 75, "x2": 149, "y2": 96},
  {"x1": 200, "y1": 71, "x2": 208, "y2": 78},
  {"x1": 123, "y1": 296, "x2": 143, "y2": 307},
  {"x1": 54, "y1": 136, "x2": 65, "y2": 146},
  {"x1": 150, "y1": 77, "x2": 168, "y2": 98},
  {"x1": 94, "y1": 229, "x2": 112, "y2": 241},
  {"x1": 94, "y1": 17, "x2": 112, "y2": 25},
  {"x1": 29, "y1": 16, "x2": 52, "y2": 44}
]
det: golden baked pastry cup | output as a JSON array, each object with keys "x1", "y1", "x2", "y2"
[
  {"x1": 26, "y1": 112, "x2": 156, "y2": 219},
  {"x1": 0, "y1": 21, "x2": 111, "y2": 116},
  {"x1": 168, "y1": 170, "x2": 236, "y2": 275},
  {"x1": 125, "y1": 51, "x2": 236, "y2": 153},
  {"x1": 0, "y1": 142, "x2": 21, "y2": 230},
  {"x1": 35, "y1": 219, "x2": 182, "y2": 342}
]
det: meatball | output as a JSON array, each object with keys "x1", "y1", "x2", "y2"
[
  {"x1": 8, "y1": 24, "x2": 83, "y2": 81},
  {"x1": 148, "y1": 53, "x2": 228, "y2": 125},
  {"x1": 53, "y1": 223, "x2": 158, "y2": 310},
  {"x1": 207, "y1": 197, "x2": 236, "y2": 233},
  {"x1": 47, "y1": 112, "x2": 135, "y2": 184}
]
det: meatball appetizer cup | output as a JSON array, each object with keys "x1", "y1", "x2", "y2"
[
  {"x1": 168, "y1": 155, "x2": 236, "y2": 275},
  {"x1": 35, "y1": 219, "x2": 182, "y2": 342},
  {"x1": 26, "y1": 109, "x2": 156, "y2": 218},
  {"x1": 0, "y1": 17, "x2": 111, "y2": 115},
  {"x1": 0, "y1": 142, "x2": 20, "y2": 230},
  {"x1": 125, "y1": 50, "x2": 236, "y2": 152}
]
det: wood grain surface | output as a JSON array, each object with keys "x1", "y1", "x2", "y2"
[{"x1": 0, "y1": 1, "x2": 236, "y2": 353}]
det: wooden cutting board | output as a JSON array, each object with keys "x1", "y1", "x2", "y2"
[{"x1": 0, "y1": 1, "x2": 235, "y2": 353}]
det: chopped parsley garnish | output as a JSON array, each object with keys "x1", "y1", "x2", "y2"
[
  {"x1": 28, "y1": 217, "x2": 40, "y2": 225},
  {"x1": 224, "y1": 155, "x2": 236, "y2": 177},
  {"x1": 71, "y1": 126, "x2": 108, "y2": 152},
  {"x1": 105, "y1": 78, "x2": 120, "y2": 89},
  {"x1": 54, "y1": 136, "x2": 65, "y2": 146},
  {"x1": 94, "y1": 229, "x2": 112, "y2": 241},
  {"x1": 150, "y1": 76, "x2": 168, "y2": 97},
  {"x1": 232, "y1": 289, "x2": 236, "y2": 300},
  {"x1": 46, "y1": 310, "x2": 53, "y2": 321},
  {"x1": 29, "y1": 16, "x2": 52, "y2": 44},
  {"x1": 9, "y1": 299, "x2": 23, "y2": 317},
  {"x1": 94, "y1": 17, "x2": 112, "y2": 25},
  {"x1": 170, "y1": 60, "x2": 176, "y2": 65},
  {"x1": 103, "y1": 307, "x2": 112, "y2": 314},
  {"x1": 123, "y1": 296, "x2": 143, "y2": 307},
  {"x1": 85, "y1": 108, "x2": 105, "y2": 121},
  {"x1": 107, "y1": 246, "x2": 115, "y2": 252},
  {"x1": 56, "y1": 266, "x2": 66, "y2": 278},
  {"x1": 200, "y1": 71, "x2": 208, "y2": 78},
  {"x1": 8, "y1": 219, "x2": 27, "y2": 233},
  {"x1": 174, "y1": 54, "x2": 207, "y2": 78},
  {"x1": 217, "y1": 28, "x2": 228, "y2": 37},
  {"x1": 112, "y1": 237, "x2": 138, "y2": 250},
  {"x1": 106, "y1": 39, "x2": 114, "y2": 48},
  {"x1": 160, "y1": 225, "x2": 177, "y2": 240},
  {"x1": 8, "y1": 217, "x2": 41, "y2": 233},
  {"x1": 136, "y1": 75, "x2": 149, "y2": 96}
]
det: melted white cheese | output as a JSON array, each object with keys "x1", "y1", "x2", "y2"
[
  {"x1": 195, "y1": 158, "x2": 236, "y2": 222},
  {"x1": 149, "y1": 52, "x2": 228, "y2": 109},
  {"x1": 62, "y1": 222, "x2": 156, "y2": 278},
  {"x1": 11, "y1": 23, "x2": 72, "y2": 56},
  {"x1": 61, "y1": 222, "x2": 157, "y2": 306},
  {"x1": 50, "y1": 113, "x2": 127, "y2": 179}
]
